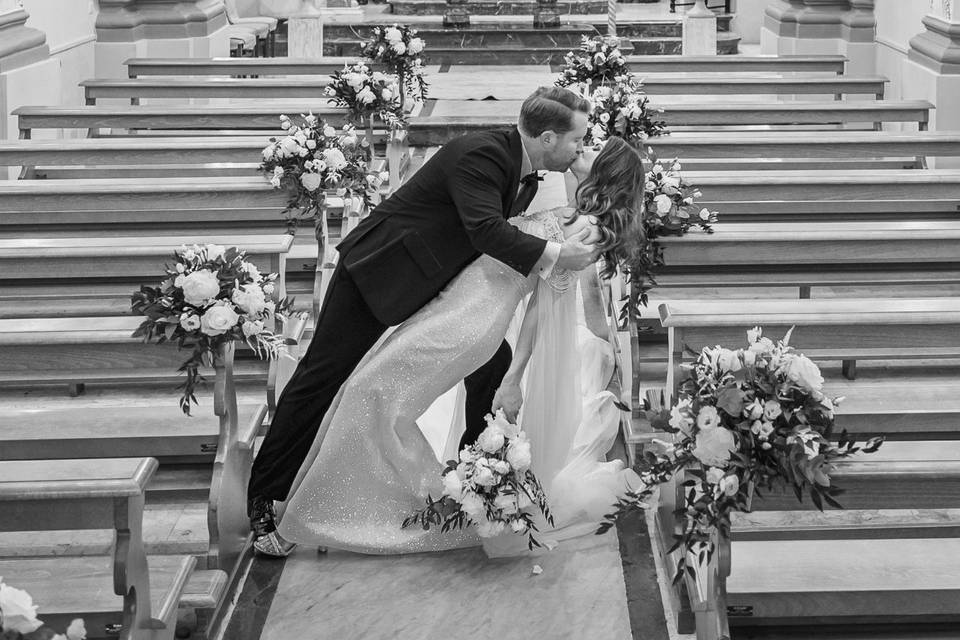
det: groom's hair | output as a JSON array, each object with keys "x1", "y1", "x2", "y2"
[{"x1": 518, "y1": 87, "x2": 591, "y2": 138}]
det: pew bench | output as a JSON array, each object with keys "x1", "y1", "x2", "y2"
[
  {"x1": 649, "y1": 298, "x2": 960, "y2": 636},
  {"x1": 125, "y1": 56, "x2": 386, "y2": 78},
  {"x1": 623, "y1": 54, "x2": 846, "y2": 75},
  {"x1": 0, "y1": 457, "x2": 208, "y2": 640}
]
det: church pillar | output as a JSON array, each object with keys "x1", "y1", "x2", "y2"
[
  {"x1": 761, "y1": 0, "x2": 805, "y2": 54},
  {"x1": 94, "y1": 0, "x2": 230, "y2": 80},
  {"x1": 904, "y1": 0, "x2": 960, "y2": 166},
  {"x1": 0, "y1": 2, "x2": 59, "y2": 164}
]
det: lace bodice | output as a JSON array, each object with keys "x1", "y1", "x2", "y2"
[{"x1": 509, "y1": 207, "x2": 575, "y2": 294}]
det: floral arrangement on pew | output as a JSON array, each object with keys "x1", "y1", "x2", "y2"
[
  {"x1": 403, "y1": 410, "x2": 554, "y2": 550},
  {"x1": 260, "y1": 113, "x2": 387, "y2": 230},
  {"x1": 131, "y1": 243, "x2": 292, "y2": 415},
  {"x1": 360, "y1": 24, "x2": 428, "y2": 108},
  {"x1": 325, "y1": 62, "x2": 407, "y2": 159},
  {"x1": 583, "y1": 77, "x2": 667, "y2": 147},
  {"x1": 597, "y1": 327, "x2": 884, "y2": 583},
  {"x1": 555, "y1": 35, "x2": 630, "y2": 91},
  {"x1": 0, "y1": 578, "x2": 86, "y2": 640}
]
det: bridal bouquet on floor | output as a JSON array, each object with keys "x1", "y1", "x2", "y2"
[
  {"x1": 598, "y1": 327, "x2": 883, "y2": 582},
  {"x1": 0, "y1": 578, "x2": 85, "y2": 639},
  {"x1": 260, "y1": 115, "x2": 386, "y2": 230},
  {"x1": 403, "y1": 410, "x2": 554, "y2": 550},
  {"x1": 131, "y1": 243, "x2": 292, "y2": 415}
]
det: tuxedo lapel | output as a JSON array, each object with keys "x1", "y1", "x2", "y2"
[{"x1": 503, "y1": 128, "x2": 523, "y2": 217}]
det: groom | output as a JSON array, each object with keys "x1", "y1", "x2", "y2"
[{"x1": 248, "y1": 86, "x2": 598, "y2": 556}]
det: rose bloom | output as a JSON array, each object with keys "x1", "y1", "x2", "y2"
[
  {"x1": 654, "y1": 193, "x2": 673, "y2": 215},
  {"x1": 180, "y1": 313, "x2": 201, "y2": 332},
  {"x1": 321, "y1": 148, "x2": 348, "y2": 170},
  {"x1": 300, "y1": 171, "x2": 323, "y2": 191},
  {"x1": 486, "y1": 409, "x2": 520, "y2": 439},
  {"x1": 693, "y1": 426, "x2": 736, "y2": 467},
  {"x1": 705, "y1": 466, "x2": 724, "y2": 486},
  {"x1": 778, "y1": 353, "x2": 825, "y2": 392},
  {"x1": 384, "y1": 26, "x2": 403, "y2": 43},
  {"x1": 408, "y1": 37, "x2": 425, "y2": 54},
  {"x1": 200, "y1": 304, "x2": 240, "y2": 337},
  {"x1": 242, "y1": 319, "x2": 264, "y2": 337},
  {"x1": 472, "y1": 461, "x2": 497, "y2": 487},
  {"x1": 356, "y1": 86, "x2": 376, "y2": 105},
  {"x1": 696, "y1": 405, "x2": 721, "y2": 431},
  {"x1": 716, "y1": 348, "x2": 742, "y2": 372},
  {"x1": 719, "y1": 474, "x2": 740, "y2": 497},
  {"x1": 0, "y1": 580, "x2": 43, "y2": 634},
  {"x1": 232, "y1": 283, "x2": 267, "y2": 315},
  {"x1": 743, "y1": 399, "x2": 763, "y2": 421},
  {"x1": 392, "y1": 42, "x2": 407, "y2": 55},
  {"x1": 180, "y1": 269, "x2": 221, "y2": 306},
  {"x1": 506, "y1": 437, "x2": 532, "y2": 471},
  {"x1": 477, "y1": 425, "x2": 505, "y2": 453},
  {"x1": 763, "y1": 400, "x2": 782, "y2": 420},
  {"x1": 459, "y1": 491, "x2": 485, "y2": 518}
]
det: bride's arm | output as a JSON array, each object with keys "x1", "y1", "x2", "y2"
[{"x1": 491, "y1": 286, "x2": 540, "y2": 423}]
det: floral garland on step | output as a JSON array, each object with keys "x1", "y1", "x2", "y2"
[
  {"x1": 556, "y1": 35, "x2": 629, "y2": 91},
  {"x1": 131, "y1": 244, "x2": 292, "y2": 415},
  {"x1": 260, "y1": 114, "x2": 387, "y2": 230},
  {"x1": 584, "y1": 76, "x2": 667, "y2": 147},
  {"x1": 325, "y1": 63, "x2": 407, "y2": 132},
  {"x1": 360, "y1": 24, "x2": 428, "y2": 105},
  {"x1": 597, "y1": 327, "x2": 883, "y2": 583}
]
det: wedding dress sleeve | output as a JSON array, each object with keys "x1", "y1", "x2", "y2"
[{"x1": 509, "y1": 208, "x2": 575, "y2": 294}]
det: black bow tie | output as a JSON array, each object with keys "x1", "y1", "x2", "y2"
[
  {"x1": 512, "y1": 171, "x2": 542, "y2": 216},
  {"x1": 521, "y1": 172, "x2": 543, "y2": 185}
]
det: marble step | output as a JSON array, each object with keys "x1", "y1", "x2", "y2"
[
  {"x1": 630, "y1": 31, "x2": 740, "y2": 55},
  {"x1": 389, "y1": 0, "x2": 608, "y2": 15}
]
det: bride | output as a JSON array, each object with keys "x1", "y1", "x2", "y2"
[{"x1": 278, "y1": 138, "x2": 646, "y2": 554}]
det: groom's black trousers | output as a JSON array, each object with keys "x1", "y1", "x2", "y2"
[{"x1": 248, "y1": 262, "x2": 513, "y2": 504}]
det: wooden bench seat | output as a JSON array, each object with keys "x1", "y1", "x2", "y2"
[
  {"x1": 0, "y1": 457, "x2": 206, "y2": 640},
  {"x1": 623, "y1": 54, "x2": 846, "y2": 74},
  {"x1": 125, "y1": 56, "x2": 382, "y2": 78},
  {"x1": 80, "y1": 75, "x2": 889, "y2": 106}
]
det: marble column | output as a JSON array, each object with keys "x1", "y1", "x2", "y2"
[
  {"x1": 905, "y1": 0, "x2": 960, "y2": 166},
  {"x1": 94, "y1": 0, "x2": 229, "y2": 80},
  {"x1": 761, "y1": 0, "x2": 805, "y2": 54},
  {"x1": 761, "y1": 0, "x2": 875, "y2": 74},
  {"x1": 0, "y1": 2, "x2": 59, "y2": 163}
]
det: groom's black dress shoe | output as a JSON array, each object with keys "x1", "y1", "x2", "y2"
[{"x1": 249, "y1": 496, "x2": 297, "y2": 558}]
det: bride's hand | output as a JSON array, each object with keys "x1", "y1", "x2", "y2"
[{"x1": 492, "y1": 383, "x2": 523, "y2": 424}]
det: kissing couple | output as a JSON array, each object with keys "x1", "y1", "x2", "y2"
[{"x1": 248, "y1": 85, "x2": 646, "y2": 557}]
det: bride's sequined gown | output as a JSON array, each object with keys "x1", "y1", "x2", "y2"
[{"x1": 278, "y1": 208, "x2": 630, "y2": 554}]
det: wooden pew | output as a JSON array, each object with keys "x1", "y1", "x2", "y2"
[
  {"x1": 125, "y1": 56, "x2": 386, "y2": 78},
  {"x1": 7, "y1": 130, "x2": 959, "y2": 178},
  {"x1": 79, "y1": 75, "x2": 889, "y2": 106},
  {"x1": 654, "y1": 298, "x2": 960, "y2": 636},
  {"x1": 623, "y1": 54, "x2": 846, "y2": 75},
  {"x1": 0, "y1": 317, "x2": 267, "y2": 578},
  {"x1": 0, "y1": 457, "x2": 197, "y2": 639}
]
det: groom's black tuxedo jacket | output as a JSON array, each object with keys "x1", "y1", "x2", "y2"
[{"x1": 338, "y1": 128, "x2": 548, "y2": 326}]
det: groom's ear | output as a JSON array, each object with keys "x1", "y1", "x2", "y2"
[{"x1": 539, "y1": 130, "x2": 557, "y2": 147}]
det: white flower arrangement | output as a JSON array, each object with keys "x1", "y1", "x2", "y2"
[
  {"x1": 556, "y1": 35, "x2": 629, "y2": 90},
  {"x1": 360, "y1": 24, "x2": 428, "y2": 105},
  {"x1": 131, "y1": 244, "x2": 292, "y2": 414},
  {"x1": 0, "y1": 578, "x2": 86, "y2": 639},
  {"x1": 403, "y1": 410, "x2": 554, "y2": 549},
  {"x1": 260, "y1": 114, "x2": 387, "y2": 229},
  {"x1": 598, "y1": 327, "x2": 883, "y2": 583},
  {"x1": 325, "y1": 63, "x2": 407, "y2": 132},
  {"x1": 583, "y1": 76, "x2": 667, "y2": 147}
]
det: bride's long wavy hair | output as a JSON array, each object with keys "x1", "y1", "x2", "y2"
[{"x1": 569, "y1": 137, "x2": 646, "y2": 280}]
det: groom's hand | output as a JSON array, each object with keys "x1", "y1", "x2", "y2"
[
  {"x1": 556, "y1": 227, "x2": 600, "y2": 271},
  {"x1": 492, "y1": 383, "x2": 523, "y2": 424}
]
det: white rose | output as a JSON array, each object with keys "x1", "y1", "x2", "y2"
[
  {"x1": 705, "y1": 466, "x2": 724, "y2": 486},
  {"x1": 763, "y1": 400, "x2": 782, "y2": 421},
  {"x1": 408, "y1": 37, "x2": 425, "y2": 54},
  {"x1": 669, "y1": 402, "x2": 695, "y2": 437},
  {"x1": 381, "y1": 88, "x2": 393, "y2": 101},
  {"x1": 323, "y1": 125, "x2": 337, "y2": 137},
  {"x1": 180, "y1": 269, "x2": 221, "y2": 306},
  {"x1": 491, "y1": 460, "x2": 510, "y2": 475},
  {"x1": 342, "y1": 134, "x2": 358, "y2": 148},
  {"x1": 384, "y1": 27, "x2": 403, "y2": 43},
  {"x1": 459, "y1": 491, "x2": 485, "y2": 518},
  {"x1": 459, "y1": 447, "x2": 479, "y2": 464},
  {"x1": 599, "y1": 112, "x2": 610, "y2": 123},
  {"x1": 696, "y1": 405, "x2": 721, "y2": 431},
  {"x1": 231, "y1": 283, "x2": 267, "y2": 315},
  {"x1": 758, "y1": 421, "x2": 775, "y2": 440},
  {"x1": 505, "y1": 437, "x2": 532, "y2": 471},
  {"x1": 654, "y1": 193, "x2": 673, "y2": 215},
  {"x1": 743, "y1": 399, "x2": 763, "y2": 421},
  {"x1": 300, "y1": 172, "x2": 323, "y2": 191},
  {"x1": 472, "y1": 462, "x2": 497, "y2": 487},
  {"x1": 476, "y1": 519, "x2": 506, "y2": 538},
  {"x1": 716, "y1": 348, "x2": 742, "y2": 373},
  {"x1": 269, "y1": 176, "x2": 281, "y2": 188},
  {"x1": 477, "y1": 424, "x2": 505, "y2": 453},
  {"x1": 442, "y1": 469, "x2": 463, "y2": 498},
  {"x1": 356, "y1": 86, "x2": 376, "y2": 105},
  {"x1": 262, "y1": 145, "x2": 275, "y2": 161},
  {"x1": 778, "y1": 353, "x2": 824, "y2": 392},
  {"x1": 693, "y1": 427, "x2": 736, "y2": 467},
  {"x1": 719, "y1": 474, "x2": 740, "y2": 497},
  {"x1": 321, "y1": 148, "x2": 348, "y2": 170},
  {"x1": 0, "y1": 580, "x2": 43, "y2": 634},
  {"x1": 485, "y1": 409, "x2": 520, "y2": 439},
  {"x1": 242, "y1": 319, "x2": 264, "y2": 337},
  {"x1": 205, "y1": 244, "x2": 225, "y2": 261},
  {"x1": 306, "y1": 139, "x2": 317, "y2": 150},
  {"x1": 742, "y1": 349, "x2": 756, "y2": 367},
  {"x1": 66, "y1": 619, "x2": 86, "y2": 640},
  {"x1": 392, "y1": 42, "x2": 407, "y2": 55},
  {"x1": 493, "y1": 493, "x2": 519, "y2": 515},
  {"x1": 200, "y1": 304, "x2": 239, "y2": 336},
  {"x1": 699, "y1": 208, "x2": 712, "y2": 221},
  {"x1": 174, "y1": 274, "x2": 186, "y2": 288},
  {"x1": 280, "y1": 119, "x2": 291, "y2": 130},
  {"x1": 279, "y1": 137, "x2": 299, "y2": 157},
  {"x1": 510, "y1": 519, "x2": 528, "y2": 533},
  {"x1": 179, "y1": 313, "x2": 201, "y2": 332}
]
